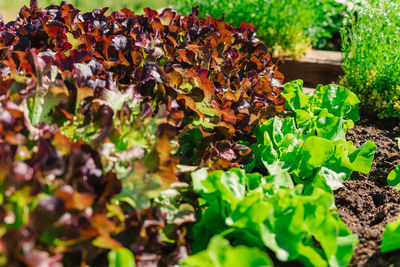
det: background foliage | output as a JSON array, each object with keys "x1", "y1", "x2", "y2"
[
  {"x1": 340, "y1": 0, "x2": 400, "y2": 118},
  {"x1": 172, "y1": 0, "x2": 347, "y2": 58}
]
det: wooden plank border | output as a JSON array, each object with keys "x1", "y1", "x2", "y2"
[{"x1": 274, "y1": 50, "x2": 344, "y2": 88}]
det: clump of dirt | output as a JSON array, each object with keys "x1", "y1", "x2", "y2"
[{"x1": 334, "y1": 113, "x2": 400, "y2": 266}]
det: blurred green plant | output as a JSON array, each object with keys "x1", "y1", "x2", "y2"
[
  {"x1": 340, "y1": 0, "x2": 400, "y2": 118},
  {"x1": 0, "y1": 0, "x2": 167, "y2": 15},
  {"x1": 310, "y1": 0, "x2": 346, "y2": 50},
  {"x1": 171, "y1": 0, "x2": 347, "y2": 59}
]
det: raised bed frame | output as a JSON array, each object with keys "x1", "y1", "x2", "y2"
[{"x1": 274, "y1": 49, "x2": 344, "y2": 89}]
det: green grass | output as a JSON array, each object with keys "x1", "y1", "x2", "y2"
[
  {"x1": 340, "y1": 0, "x2": 400, "y2": 118},
  {"x1": 0, "y1": 0, "x2": 167, "y2": 22}
]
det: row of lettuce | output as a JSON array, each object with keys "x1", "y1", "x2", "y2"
[
  {"x1": 3, "y1": 0, "x2": 400, "y2": 118},
  {"x1": 0, "y1": 2, "x2": 399, "y2": 267},
  {"x1": 180, "y1": 81, "x2": 375, "y2": 267}
]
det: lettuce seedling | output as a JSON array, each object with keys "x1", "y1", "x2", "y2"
[
  {"x1": 382, "y1": 138, "x2": 400, "y2": 252},
  {"x1": 387, "y1": 138, "x2": 400, "y2": 190}
]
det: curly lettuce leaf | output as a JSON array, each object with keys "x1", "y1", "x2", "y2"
[
  {"x1": 180, "y1": 235, "x2": 273, "y2": 267},
  {"x1": 282, "y1": 80, "x2": 360, "y2": 141},
  {"x1": 248, "y1": 81, "x2": 376, "y2": 191},
  {"x1": 247, "y1": 116, "x2": 376, "y2": 191}
]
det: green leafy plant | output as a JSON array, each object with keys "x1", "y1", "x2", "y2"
[
  {"x1": 246, "y1": 80, "x2": 376, "y2": 191},
  {"x1": 341, "y1": 0, "x2": 400, "y2": 118},
  {"x1": 189, "y1": 168, "x2": 358, "y2": 266},
  {"x1": 310, "y1": 0, "x2": 347, "y2": 51}
]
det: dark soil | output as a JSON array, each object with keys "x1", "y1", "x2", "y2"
[
  {"x1": 346, "y1": 113, "x2": 400, "y2": 186},
  {"x1": 335, "y1": 113, "x2": 400, "y2": 266}
]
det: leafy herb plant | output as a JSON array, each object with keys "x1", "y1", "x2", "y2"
[
  {"x1": 381, "y1": 215, "x2": 400, "y2": 253},
  {"x1": 341, "y1": 0, "x2": 400, "y2": 118}
]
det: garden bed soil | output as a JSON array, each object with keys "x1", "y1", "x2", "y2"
[{"x1": 335, "y1": 112, "x2": 400, "y2": 266}]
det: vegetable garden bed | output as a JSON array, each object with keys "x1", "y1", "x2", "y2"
[{"x1": 1, "y1": 2, "x2": 400, "y2": 267}]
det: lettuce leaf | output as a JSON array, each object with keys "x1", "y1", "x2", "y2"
[
  {"x1": 180, "y1": 235, "x2": 273, "y2": 267},
  {"x1": 190, "y1": 168, "x2": 358, "y2": 266},
  {"x1": 381, "y1": 214, "x2": 400, "y2": 253}
]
